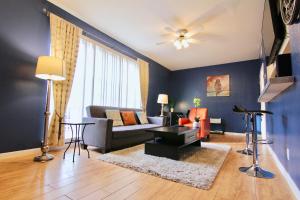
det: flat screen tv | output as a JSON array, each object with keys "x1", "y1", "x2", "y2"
[{"x1": 261, "y1": 0, "x2": 286, "y2": 66}]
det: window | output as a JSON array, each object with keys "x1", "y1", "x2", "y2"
[{"x1": 64, "y1": 37, "x2": 141, "y2": 137}]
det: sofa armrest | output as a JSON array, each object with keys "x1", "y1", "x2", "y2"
[
  {"x1": 82, "y1": 117, "x2": 113, "y2": 153},
  {"x1": 147, "y1": 116, "x2": 165, "y2": 126},
  {"x1": 179, "y1": 117, "x2": 190, "y2": 126}
]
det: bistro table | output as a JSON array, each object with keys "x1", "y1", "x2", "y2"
[{"x1": 60, "y1": 122, "x2": 95, "y2": 162}]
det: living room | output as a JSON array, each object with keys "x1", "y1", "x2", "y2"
[{"x1": 0, "y1": 0, "x2": 299, "y2": 199}]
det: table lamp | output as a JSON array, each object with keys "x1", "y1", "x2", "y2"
[
  {"x1": 34, "y1": 56, "x2": 65, "y2": 162},
  {"x1": 157, "y1": 94, "x2": 168, "y2": 117}
]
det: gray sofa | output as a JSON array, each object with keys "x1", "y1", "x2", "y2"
[{"x1": 82, "y1": 106, "x2": 164, "y2": 153}]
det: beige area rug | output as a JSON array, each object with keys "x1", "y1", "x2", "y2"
[{"x1": 99, "y1": 143, "x2": 231, "y2": 190}]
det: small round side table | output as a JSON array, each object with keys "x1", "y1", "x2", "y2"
[{"x1": 61, "y1": 122, "x2": 95, "y2": 162}]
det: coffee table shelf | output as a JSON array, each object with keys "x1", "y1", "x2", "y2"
[{"x1": 145, "y1": 126, "x2": 200, "y2": 160}]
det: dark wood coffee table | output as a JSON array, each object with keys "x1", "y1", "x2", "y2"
[{"x1": 145, "y1": 126, "x2": 200, "y2": 160}]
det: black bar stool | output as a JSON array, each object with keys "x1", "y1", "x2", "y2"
[
  {"x1": 236, "y1": 112, "x2": 253, "y2": 155},
  {"x1": 233, "y1": 105, "x2": 275, "y2": 179}
]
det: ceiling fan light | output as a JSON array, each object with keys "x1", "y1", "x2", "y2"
[
  {"x1": 183, "y1": 43, "x2": 189, "y2": 48},
  {"x1": 174, "y1": 39, "x2": 180, "y2": 46},
  {"x1": 174, "y1": 40, "x2": 182, "y2": 49},
  {"x1": 182, "y1": 39, "x2": 189, "y2": 48},
  {"x1": 175, "y1": 44, "x2": 182, "y2": 50}
]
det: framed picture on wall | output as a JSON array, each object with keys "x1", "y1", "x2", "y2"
[{"x1": 207, "y1": 75, "x2": 230, "y2": 96}]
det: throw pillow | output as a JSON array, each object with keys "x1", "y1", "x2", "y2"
[
  {"x1": 136, "y1": 111, "x2": 149, "y2": 124},
  {"x1": 105, "y1": 110, "x2": 124, "y2": 127},
  {"x1": 120, "y1": 111, "x2": 137, "y2": 126}
]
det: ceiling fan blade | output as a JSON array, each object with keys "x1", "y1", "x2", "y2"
[
  {"x1": 191, "y1": 32, "x2": 224, "y2": 41},
  {"x1": 188, "y1": 32, "x2": 202, "y2": 38},
  {"x1": 160, "y1": 33, "x2": 175, "y2": 38},
  {"x1": 156, "y1": 41, "x2": 170, "y2": 46},
  {"x1": 187, "y1": 38, "x2": 203, "y2": 44},
  {"x1": 187, "y1": 7, "x2": 222, "y2": 29},
  {"x1": 187, "y1": 0, "x2": 240, "y2": 30},
  {"x1": 164, "y1": 27, "x2": 176, "y2": 33}
]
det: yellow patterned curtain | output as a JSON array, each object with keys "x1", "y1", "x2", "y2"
[
  {"x1": 48, "y1": 14, "x2": 81, "y2": 146},
  {"x1": 138, "y1": 59, "x2": 149, "y2": 112}
]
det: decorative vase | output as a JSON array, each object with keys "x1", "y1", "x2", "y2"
[
  {"x1": 170, "y1": 108, "x2": 174, "y2": 112},
  {"x1": 193, "y1": 121, "x2": 199, "y2": 128}
]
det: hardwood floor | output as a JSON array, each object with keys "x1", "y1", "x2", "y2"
[{"x1": 0, "y1": 134, "x2": 295, "y2": 200}]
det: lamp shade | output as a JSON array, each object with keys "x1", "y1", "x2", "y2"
[
  {"x1": 157, "y1": 94, "x2": 168, "y2": 104},
  {"x1": 35, "y1": 56, "x2": 65, "y2": 81}
]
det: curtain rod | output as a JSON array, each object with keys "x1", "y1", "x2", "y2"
[
  {"x1": 42, "y1": 8, "x2": 50, "y2": 16},
  {"x1": 42, "y1": 7, "x2": 138, "y2": 61},
  {"x1": 81, "y1": 31, "x2": 138, "y2": 60}
]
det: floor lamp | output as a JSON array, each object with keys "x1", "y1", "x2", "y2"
[{"x1": 34, "y1": 56, "x2": 65, "y2": 162}]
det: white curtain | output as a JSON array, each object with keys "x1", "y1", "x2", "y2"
[{"x1": 65, "y1": 37, "x2": 141, "y2": 123}]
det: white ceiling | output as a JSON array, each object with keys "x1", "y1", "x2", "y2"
[{"x1": 48, "y1": 0, "x2": 265, "y2": 71}]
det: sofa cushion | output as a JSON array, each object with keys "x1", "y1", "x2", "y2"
[
  {"x1": 120, "y1": 111, "x2": 137, "y2": 125},
  {"x1": 136, "y1": 111, "x2": 149, "y2": 124},
  {"x1": 105, "y1": 110, "x2": 124, "y2": 126},
  {"x1": 112, "y1": 124, "x2": 161, "y2": 139}
]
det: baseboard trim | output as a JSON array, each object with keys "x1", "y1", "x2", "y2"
[
  {"x1": 224, "y1": 132, "x2": 263, "y2": 140},
  {"x1": 267, "y1": 145, "x2": 300, "y2": 199},
  {"x1": 224, "y1": 132, "x2": 243, "y2": 135},
  {"x1": 0, "y1": 148, "x2": 40, "y2": 159}
]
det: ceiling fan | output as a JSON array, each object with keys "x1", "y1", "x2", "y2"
[
  {"x1": 173, "y1": 29, "x2": 190, "y2": 50},
  {"x1": 156, "y1": 27, "x2": 203, "y2": 50},
  {"x1": 155, "y1": 0, "x2": 240, "y2": 50}
]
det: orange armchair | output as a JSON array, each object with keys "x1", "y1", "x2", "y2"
[{"x1": 178, "y1": 108, "x2": 210, "y2": 139}]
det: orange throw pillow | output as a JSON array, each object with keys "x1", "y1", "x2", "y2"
[{"x1": 121, "y1": 111, "x2": 137, "y2": 126}]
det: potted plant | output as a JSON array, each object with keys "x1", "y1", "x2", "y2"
[
  {"x1": 193, "y1": 97, "x2": 201, "y2": 128},
  {"x1": 169, "y1": 99, "x2": 175, "y2": 112}
]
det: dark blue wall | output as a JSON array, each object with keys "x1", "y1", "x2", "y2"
[
  {"x1": 169, "y1": 60, "x2": 261, "y2": 133},
  {"x1": 0, "y1": 0, "x2": 49, "y2": 153},
  {"x1": 0, "y1": 0, "x2": 169, "y2": 153},
  {"x1": 45, "y1": 1, "x2": 170, "y2": 117},
  {"x1": 266, "y1": 24, "x2": 300, "y2": 189}
]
